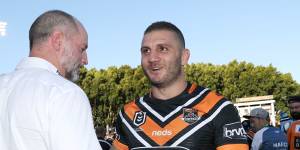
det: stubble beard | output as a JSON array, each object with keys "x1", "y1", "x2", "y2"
[
  {"x1": 144, "y1": 58, "x2": 183, "y2": 88},
  {"x1": 60, "y1": 48, "x2": 81, "y2": 82}
]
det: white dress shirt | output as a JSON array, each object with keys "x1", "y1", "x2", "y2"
[{"x1": 0, "y1": 57, "x2": 101, "y2": 150}]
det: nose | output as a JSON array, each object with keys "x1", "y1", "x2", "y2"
[
  {"x1": 148, "y1": 50, "x2": 160, "y2": 62},
  {"x1": 81, "y1": 51, "x2": 88, "y2": 65}
]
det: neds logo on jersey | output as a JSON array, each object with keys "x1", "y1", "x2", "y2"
[
  {"x1": 133, "y1": 111, "x2": 146, "y2": 126},
  {"x1": 223, "y1": 122, "x2": 247, "y2": 139},
  {"x1": 152, "y1": 129, "x2": 172, "y2": 136}
]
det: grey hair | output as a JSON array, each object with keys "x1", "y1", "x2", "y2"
[{"x1": 29, "y1": 10, "x2": 79, "y2": 50}]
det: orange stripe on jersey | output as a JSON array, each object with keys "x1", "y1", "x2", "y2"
[
  {"x1": 122, "y1": 90, "x2": 224, "y2": 146},
  {"x1": 139, "y1": 114, "x2": 189, "y2": 145},
  {"x1": 112, "y1": 139, "x2": 129, "y2": 150},
  {"x1": 217, "y1": 144, "x2": 249, "y2": 150},
  {"x1": 287, "y1": 120, "x2": 300, "y2": 150},
  {"x1": 188, "y1": 83, "x2": 197, "y2": 94},
  {"x1": 193, "y1": 91, "x2": 224, "y2": 115},
  {"x1": 124, "y1": 100, "x2": 141, "y2": 120},
  {"x1": 124, "y1": 100, "x2": 190, "y2": 145}
]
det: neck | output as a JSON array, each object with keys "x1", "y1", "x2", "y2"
[
  {"x1": 30, "y1": 47, "x2": 65, "y2": 77},
  {"x1": 150, "y1": 79, "x2": 187, "y2": 100}
]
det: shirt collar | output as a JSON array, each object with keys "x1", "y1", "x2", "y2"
[{"x1": 16, "y1": 57, "x2": 60, "y2": 75}]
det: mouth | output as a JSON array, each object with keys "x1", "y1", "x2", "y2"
[{"x1": 151, "y1": 67, "x2": 160, "y2": 72}]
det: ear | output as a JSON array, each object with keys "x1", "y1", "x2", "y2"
[
  {"x1": 181, "y1": 48, "x2": 190, "y2": 66},
  {"x1": 50, "y1": 31, "x2": 64, "y2": 52}
]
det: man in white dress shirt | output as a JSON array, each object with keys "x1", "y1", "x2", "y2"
[{"x1": 0, "y1": 10, "x2": 101, "y2": 150}]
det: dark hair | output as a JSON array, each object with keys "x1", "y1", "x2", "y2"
[
  {"x1": 29, "y1": 10, "x2": 78, "y2": 50},
  {"x1": 288, "y1": 95, "x2": 300, "y2": 103},
  {"x1": 144, "y1": 21, "x2": 185, "y2": 48},
  {"x1": 95, "y1": 126, "x2": 106, "y2": 138}
]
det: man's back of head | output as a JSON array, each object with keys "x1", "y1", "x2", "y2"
[
  {"x1": 29, "y1": 10, "x2": 79, "y2": 50},
  {"x1": 28, "y1": 10, "x2": 88, "y2": 81}
]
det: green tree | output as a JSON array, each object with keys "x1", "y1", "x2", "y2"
[{"x1": 77, "y1": 60, "x2": 300, "y2": 127}]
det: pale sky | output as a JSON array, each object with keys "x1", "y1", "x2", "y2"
[{"x1": 1, "y1": 0, "x2": 299, "y2": 83}]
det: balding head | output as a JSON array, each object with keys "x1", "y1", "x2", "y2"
[{"x1": 29, "y1": 10, "x2": 79, "y2": 50}]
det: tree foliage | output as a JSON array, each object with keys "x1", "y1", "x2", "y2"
[
  {"x1": 77, "y1": 65, "x2": 149, "y2": 127},
  {"x1": 77, "y1": 60, "x2": 300, "y2": 127}
]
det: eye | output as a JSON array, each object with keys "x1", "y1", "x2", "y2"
[
  {"x1": 141, "y1": 48, "x2": 150, "y2": 54},
  {"x1": 81, "y1": 47, "x2": 88, "y2": 53},
  {"x1": 81, "y1": 44, "x2": 88, "y2": 53},
  {"x1": 159, "y1": 46, "x2": 168, "y2": 52}
]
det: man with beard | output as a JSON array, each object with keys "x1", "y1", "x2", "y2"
[
  {"x1": 111, "y1": 21, "x2": 248, "y2": 150},
  {"x1": 0, "y1": 10, "x2": 101, "y2": 150},
  {"x1": 287, "y1": 96, "x2": 300, "y2": 150},
  {"x1": 244, "y1": 108, "x2": 288, "y2": 150}
]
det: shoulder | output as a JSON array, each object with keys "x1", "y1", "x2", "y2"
[
  {"x1": 31, "y1": 69, "x2": 85, "y2": 95},
  {"x1": 257, "y1": 127, "x2": 269, "y2": 136},
  {"x1": 193, "y1": 87, "x2": 232, "y2": 113},
  {"x1": 0, "y1": 73, "x2": 10, "y2": 87},
  {"x1": 123, "y1": 97, "x2": 142, "y2": 112},
  {"x1": 292, "y1": 120, "x2": 300, "y2": 125},
  {"x1": 99, "y1": 139, "x2": 112, "y2": 148},
  {"x1": 28, "y1": 69, "x2": 89, "y2": 107},
  {"x1": 267, "y1": 127, "x2": 287, "y2": 138},
  {"x1": 257, "y1": 127, "x2": 285, "y2": 140},
  {"x1": 289, "y1": 120, "x2": 300, "y2": 131},
  {"x1": 1, "y1": 68, "x2": 84, "y2": 95},
  {"x1": 253, "y1": 127, "x2": 267, "y2": 141},
  {"x1": 191, "y1": 87, "x2": 239, "y2": 124}
]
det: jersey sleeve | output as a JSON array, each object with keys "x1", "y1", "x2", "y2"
[
  {"x1": 213, "y1": 102, "x2": 249, "y2": 150},
  {"x1": 250, "y1": 129, "x2": 264, "y2": 150},
  {"x1": 287, "y1": 122, "x2": 294, "y2": 150},
  {"x1": 112, "y1": 110, "x2": 129, "y2": 150},
  {"x1": 48, "y1": 88, "x2": 101, "y2": 150}
]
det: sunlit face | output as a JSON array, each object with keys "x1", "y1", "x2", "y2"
[
  {"x1": 60, "y1": 26, "x2": 88, "y2": 82},
  {"x1": 140, "y1": 30, "x2": 188, "y2": 88}
]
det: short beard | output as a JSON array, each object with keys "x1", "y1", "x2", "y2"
[
  {"x1": 65, "y1": 66, "x2": 80, "y2": 82},
  {"x1": 60, "y1": 50, "x2": 80, "y2": 82}
]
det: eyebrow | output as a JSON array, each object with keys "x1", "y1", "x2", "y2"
[
  {"x1": 140, "y1": 43, "x2": 172, "y2": 50},
  {"x1": 156, "y1": 43, "x2": 173, "y2": 48},
  {"x1": 140, "y1": 46, "x2": 149, "y2": 50}
]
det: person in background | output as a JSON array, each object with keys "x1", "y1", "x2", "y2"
[
  {"x1": 287, "y1": 95, "x2": 300, "y2": 150},
  {"x1": 96, "y1": 127, "x2": 112, "y2": 150},
  {"x1": 0, "y1": 10, "x2": 101, "y2": 150},
  {"x1": 244, "y1": 108, "x2": 288, "y2": 150},
  {"x1": 279, "y1": 111, "x2": 293, "y2": 134},
  {"x1": 242, "y1": 119, "x2": 255, "y2": 147},
  {"x1": 106, "y1": 127, "x2": 117, "y2": 144},
  {"x1": 111, "y1": 21, "x2": 248, "y2": 150}
]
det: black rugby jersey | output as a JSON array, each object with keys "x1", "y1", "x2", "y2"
[{"x1": 113, "y1": 83, "x2": 249, "y2": 150}]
